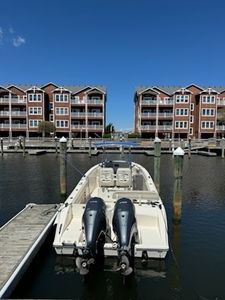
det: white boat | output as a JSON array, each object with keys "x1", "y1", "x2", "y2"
[{"x1": 53, "y1": 159, "x2": 169, "y2": 275}]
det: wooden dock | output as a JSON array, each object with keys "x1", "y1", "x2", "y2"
[{"x1": 0, "y1": 203, "x2": 60, "y2": 299}]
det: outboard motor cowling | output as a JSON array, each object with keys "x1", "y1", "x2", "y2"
[
  {"x1": 82, "y1": 197, "x2": 107, "y2": 257},
  {"x1": 112, "y1": 198, "x2": 138, "y2": 276},
  {"x1": 112, "y1": 198, "x2": 137, "y2": 253}
]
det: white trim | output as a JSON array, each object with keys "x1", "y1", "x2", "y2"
[
  {"x1": 29, "y1": 107, "x2": 42, "y2": 115},
  {"x1": 201, "y1": 121, "x2": 214, "y2": 129},
  {"x1": 202, "y1": 108, "x2": 215, "y2": 116},
  {"x1": 56, "y1": 120, "x2": 69, "y2": 128},
  {"x1": 175, "y1": 108, "x2": 188, "y2": 116}
]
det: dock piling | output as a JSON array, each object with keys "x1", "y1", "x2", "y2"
[
  {"x1": 54, "y1": 136, "x2": 58, "y2": 156},
  {"x1": 173, "y1": 147, "x2": 184, "y2": 223},
  {"x1": 154, "y1": 137, "x2": 161, "y2": 192},
  {"x1": 188, "y1": 137, "x2": 191, "y2": 159},
  {"x1": 221, "y1": 138, "x2": 225, "y2": 159},
  {"x1": 59, "y1": 136, "x2": 67, "y2": 197},
  {"x1": 88, "y1": 137, "x2": 92, "y2": 157},
  {"x1": 23, "y1": 136, "x2": 26, "y2": 157},
  {"x1": 1, "y1": 138, "x2": 3, "y2": 156}
]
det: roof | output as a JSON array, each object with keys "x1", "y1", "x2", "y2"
[
  {"x1": 136, "y1": 84, "x2": 225, "y2": 95},
  {"x1": 1, "y1": 84, "x2": 106, "y2": 94}
]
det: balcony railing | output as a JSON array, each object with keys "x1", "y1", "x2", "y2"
[
  {"x1": 216, "y1": 125, "x2": 225, "y2": 130},
  {"x1": 0, "y1": 123, "x2": 27, "y2": 129},
  {"x1": 71, "y1": 112, "x2": 86, "y2": 117},
  {"x1": 71, "y1": 124, "x2": 103, "y2": 130},
  {"x1": 141, "y1": 99, "x2": 173, "y2": 105},
  {"x1": 0, "y1": 111, "x2": 27, "y2": 116},
  {"x1": 141, "y1": 125, "x2": 173, "y2": 131},
  {"x1": 0, "y1": 96, "x2": 26, "y2": 104},
  {"x1": 71, "y1": 99, "x2": 85, "y2": 105},
  {"x1": 88, "y1": 112, "x2": 103, "y2": 117},
  {"x1": 217, "y1": 100, "x2": 225, "y2": 106},
  {"x1": 141, "y1": 112, "x2": 173, "y2": 118},
  {"x1": 87, "y1": 99, "x2": 103, "y2": 105}
]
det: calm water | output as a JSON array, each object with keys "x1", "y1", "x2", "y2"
[{"x1": 1, "y1": 153, "x2": 225, "y2": 299}]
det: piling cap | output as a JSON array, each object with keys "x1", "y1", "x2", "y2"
[
  {"x1": 154, "y1": 137, "x2": 161, "y2": 143},
  {"x1": 59, "y1": 136, "x2": 67, "y2": 143},
  {"x1": 173, "y1": 147, "x2": 184, "y2": 156}
]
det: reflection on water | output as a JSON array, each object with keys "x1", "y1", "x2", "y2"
[{"x1": 1, "y1": 153, "x2": 225, "y2": 299}]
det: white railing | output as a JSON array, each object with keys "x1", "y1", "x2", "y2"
[
  {"x1": 216, "y1": 125, "x2": 225, "y2": 130},
  {"x1": 141, "y1": 99, "x2": 173, "y2": 105},
  {"x1": 0, "y1": 96, "x2": 26, "y2": 104},
  {"x1": 141, "y1": 112, "x2": 173, "y2": 117},
  {"x1": 71, "y1": 112, "x2": 86, "y2": 117},
  {"x1": 87, "y1": 112, "x2": 103, "y2": 117},
  {"x1": 11, "y1": 124, "x2": 27, "y2": 129},
  {"x1": 0, "y1": 124, "x2": 10, "y2": 128},
  {"x1": 71, "y1": 124, "x2": 103, "y2": 130},
  {"x1": 0, "y1": 111, "x2": 9, "y2": 116},
  {"x1": 87, "y1": 100, "x2": 103, "y2": 105},
  {"x1": 71, "y1": 99, "x2": 85, "y2": 105},
  {"x1": 217, "y1": 100, "x2": 225, "y2": 106},
  {"x1": 141, "y1": 125, "x2": 173, "y2": 131}
]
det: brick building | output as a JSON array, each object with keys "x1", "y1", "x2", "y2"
[
  {"x1": 134, "y1": 84, "x2": 225, "y2": 139},
  {"x1": 0, "y1": 83, "x2": 106, "y2": 139}
]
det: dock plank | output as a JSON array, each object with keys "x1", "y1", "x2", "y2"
[{"x1": 0, "y1": 204, "x2": 59, "y2": 298}]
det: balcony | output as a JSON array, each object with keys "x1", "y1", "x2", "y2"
[
  {"x1": 88, "y1": 112, "x2": 103, "y2": 118},
  {"x1": 0, "y1": 123, "x2": 27, "y2": 129},
  {"x1": 71, "y1": 112, "x2": 86, "y2": 117},
  {"x1": 141, "y1": 112, "x2": 173, "y2": 118},
  {"x1": 141, "y1": 99, "x2": 173, "y2": 106},
  {"x1": 0, "y1": 96, "x2": 26, "y2": 104},
  {"x1": 141, "y1": 125, "x2": 172, "y2": 131},
  {"x1": 218, "y1": 100, "x2": 225, "y2": 106},
  {"x1": 71, "y1": 124, "x2": 103, "y2": 130},
  {"x1": 71, "y1": 99, "x2": 85, "y2": 105},
  {"x1": 87, "y1": 99, "x2": 103, "y2": 105}
]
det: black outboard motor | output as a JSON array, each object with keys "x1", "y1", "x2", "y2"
[
  {"x1": 112, "y1": 198, "x2": 138, "y2": 276},
  {"x1": 76, "y1": 197, "x2": 107, "y2": 275}
]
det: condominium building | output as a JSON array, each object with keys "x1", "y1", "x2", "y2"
[
  {"x1": 134, "y1": 84, "x2": 225, "y2": 139},
  {"x1": 0, "y1": 83, "x2": 106, "y2": 139}
]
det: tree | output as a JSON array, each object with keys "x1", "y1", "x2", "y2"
[
  {"x1": 105, "y1": 123, "x2": 115, "y2": 133},
  {"x1": 38, "y1": 121, "x2": 56, "y2": 138}
]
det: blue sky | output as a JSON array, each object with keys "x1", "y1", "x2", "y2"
[{"x1": 1, "y1": 0, "x2": 225, "y2": 131}]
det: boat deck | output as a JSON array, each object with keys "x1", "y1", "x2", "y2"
[{"x1": 0, "y1": 203, "x2": 59, "y2": 298}]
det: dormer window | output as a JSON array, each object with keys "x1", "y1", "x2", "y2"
[
  {"x1": 28, "y1": 93, "x2": 42, "y2": 102},
  {"x1": 55, "y1": 94, "x2": 68, "y2": 102},
  {"x1": 176, "y1": 95, "x2": 189, "y2": 103}
]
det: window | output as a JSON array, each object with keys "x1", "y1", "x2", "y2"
[
  {"x1": 190, "y1": 103, "x2": 194, "y2": 111},
  {"x1": 189, "y1": 127, "x2": 193, "y2": 135},
  {"x1": 56, "y1": 120, "x2": 69, "y2": 128},
  {"x1": 175, "y1": 121, "x2": 188, "y2": 129},
  {"x1": 202, "y1": 95, "x2": 215, "y2": 104},
  {"x1": 29, "y1": 120, "x2": 42, "y2": 127},
  {"x1": 201, "y1": 121, "x2": 214, "y2": 129},
  {"x1": 50, "y1": 114, "x2": 54, "y2": 121},
  {"x1": 202, "y1": 108, "x2": 215, "y2": 116},
  {"x1": 28, "y1": 94, "x2": 42, "y2": 102},
  {"x1": 29, "y1": 107, "x2": 42, "y2": 115},
  {"x1": 55, "y1": 94, "x2": 68, "y2": 102},
  {"x1": 176, "y1": 95, "x2": 189, "y2": 103},
  {"x1": 190, "y1": 115, "x2": 194, "y2": 123},
  {"x1": 55, "y1": 107, "x2": 69, "y2": 115},
  {"x1": 175, "y1": 108, "x2": 188, "y2": 116}
]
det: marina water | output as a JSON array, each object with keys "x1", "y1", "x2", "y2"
[{"x1": 1, "y1": 153, "x2": 225, "y2": 299}]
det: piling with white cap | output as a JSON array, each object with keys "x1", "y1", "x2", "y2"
[
  {"x1": 173, "y1": 147, "x2": 184, "y2": 223},
  {"x1": 59, "y1": 136, "x2": 67, "y2": 197}
]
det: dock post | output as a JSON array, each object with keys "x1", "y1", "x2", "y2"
[
  {"x1": 173, "y1": 147, "x2": 184, "y2": 223},
  {"x1": 188, "y1": 137, "x2": 191, "y2": 159},
  {"x1": 88, "y1": 137, "x2": 92, "y2": 157},
  {"x1": 154, "y1": 137, "x2": 161, "y2": 192},
  {"x1": 59, "y1": 136, "x2": 67, "y2": 198},
  {"x1": 23, "y1": 136, "x2": 26, "y2": 157},
  {"x1": 1, "y1": 138, "x2": 3, "y2": 156},
  {"x1": 169, "y1": 138, "x2": 172, "y2": 152},
  {"x1": 221, "y1": 138, "x2": 225, "y2": 159},
  {"x1": 54, "y1": 136, "x2": 58, "y2": 156}
]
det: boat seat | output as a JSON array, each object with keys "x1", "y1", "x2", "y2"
[
  {"x1": 99, "y1": 167, "x2": 115, "y2": 187},
  {"x1": 116, "y1": 168, "x2": 132, "y2": 187}
]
